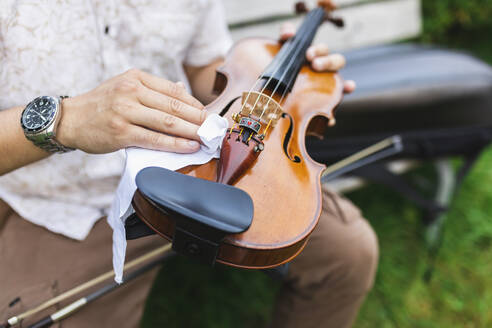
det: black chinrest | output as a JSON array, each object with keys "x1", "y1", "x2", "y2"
[
  {"x1": 136, "y1": 167, "x2": 253, "y2": 235},
  {"x1": 135, "y1": 167, "x2": 253, "y2": 265}
]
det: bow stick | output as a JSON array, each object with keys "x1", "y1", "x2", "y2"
[
  {"x1": 3, "y1": 244, "x2": 172, "y2": 328},
  {"x1": 321, "y1": 136, "x2": 403, "y2": 182},
  {"x1": 26, "y1": 252, "x2": 175, "y2": 328}
]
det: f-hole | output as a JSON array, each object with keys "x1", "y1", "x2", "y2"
[
  {"x1": 219, "y1": 96, "x2": 241, "y2": 117},
  {"x1": 281, "y1": 113, "x2": 301, "y2": 163}
]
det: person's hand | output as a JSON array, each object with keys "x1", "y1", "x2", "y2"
[
  {"x1": 279, "y1": 23, "x2": 356, "y2": 94},
  {"x1": 57, "y1": 69, "x2": 206, "y2": 154}
]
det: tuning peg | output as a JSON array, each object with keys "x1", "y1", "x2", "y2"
[
  {"x1": 295, "y1": 2, "x2": 309, "y2": 14},
  {"x1": 326, "y1": 15, "x2": 345, "y2": 28},
  {"x1": 295, "y1": 0, "x2": 344, "y2": 28}
]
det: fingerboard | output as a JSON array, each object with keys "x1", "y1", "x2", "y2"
[{"x1": 260, "y1": 8, "x2": 326, "y2": 94}]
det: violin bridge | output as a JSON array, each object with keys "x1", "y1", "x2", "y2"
[{"x1": 240, "y1": 91, "x2": 283, "y2": 127}]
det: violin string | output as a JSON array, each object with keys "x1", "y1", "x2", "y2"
[
  {"x1": 239, "y1": 8, "x2": 319, "y2": 138},
  {"x1": 263, "y1": 8, "x2": 325, "y2": 131},
  {"x1": 259, "y1": 20, "x2": 315, "y2": 125},
  {"x1": 260, "y1": 62, "x2": 297, "y2": 136},
  {"x1": 238, "y1": 36, "x2": 298, "y2": 121},
  {"x1": 263, "y1": 69, "x2": 294, "y2": 136},
  {"x1": 257, "y1": 32, "x2": 310, "y2": 121},
  {"x1": 274, "y1": 28, "x2": 316, "y2": 110},
  {"x1": 246, "y1": 48, "x2": 291, "y2": 117},
  {"x1": 265, "y1": 52, "x2": 311, "y2": 131},
  {"x1": 241, "y1": 78, "x2": 263, "y2": 115},
  {"x1": 227, "y1": 44, "x2": 292, "y2": 140},
  {"x1": 229, "y1": 74, "x2": 269, "y2": 136},
  {"x1": 261, "y1": 58, "x2": 311, "y2": 136},
  {"x1": 229, "y1": 47, "x2": 290, "y2": 140},
  {"x1": 276, "y1": 37, "x2": 309, "y2": 105},
  {"x1": 245, "y1": 12, "x2": 312, "y2": 120}
]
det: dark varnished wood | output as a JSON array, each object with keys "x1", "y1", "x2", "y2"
[
  {"x1": 133, "y1": 37, "x2": 344, "y2": 269},
  {"x1": 217, "y1": 130, "x2": 263, "y2": 185}
]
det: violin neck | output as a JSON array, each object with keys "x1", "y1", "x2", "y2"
[{"x1": 261, "y1": 7, "x2": 326, "y2": 94}]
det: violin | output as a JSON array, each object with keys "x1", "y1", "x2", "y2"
[{"x1": 131, "y1": 1, "x2": 346, "y2": 269}]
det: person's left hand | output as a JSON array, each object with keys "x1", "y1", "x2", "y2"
[{"x1": 280, "y1": 23, "x2": 356, "y2": 94}]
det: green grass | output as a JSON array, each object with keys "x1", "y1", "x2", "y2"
[
  {"x1": 141, "y1": 256, "x2": 279, "y2": 328},
  {"x1": 354, "y1": 148, "x2": 492, "y2": 328},
  {"x1": 142, "y1": 26, "x2": 492, "y2": 328}
]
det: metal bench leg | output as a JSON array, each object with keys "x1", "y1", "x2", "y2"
[{"x1": 424, "y1": 159, "x2": 456, "y2": 251}]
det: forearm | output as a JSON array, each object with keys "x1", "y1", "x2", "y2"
[
  {"x1": 184, "y1": 58, "x2": 225, "y2": 105},
  {"x1": 0, "y1": 106, "x2": 50, "y2": 175}
]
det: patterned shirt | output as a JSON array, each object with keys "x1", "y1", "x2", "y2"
[{"x1": 0, "y1": 0, "x2": 232, "y2": 240}]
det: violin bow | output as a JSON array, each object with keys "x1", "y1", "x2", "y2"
[
  {"x1": 321, "y1": 136, "x2": 404, "y2": 182},
  {"x1": 3, "y1": 244, "x2": 173, "y2": 328},
  {"x1": 24, "y1": 252, "x2": 175, "y2": 328}
]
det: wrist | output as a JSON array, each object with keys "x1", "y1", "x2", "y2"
[{"x1": 56, "y1": 97, "x2": 78, "y2": 150}]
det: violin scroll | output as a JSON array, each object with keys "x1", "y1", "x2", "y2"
[{"x1": 295, "y1": 1, "x2": 344, "y2": 28}]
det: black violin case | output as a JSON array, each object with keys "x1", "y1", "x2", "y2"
[{"x1": 307, "y1": 43, "x2": 492, "y2": 223}]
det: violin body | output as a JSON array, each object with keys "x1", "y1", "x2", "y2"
[{"x1": 133, "y1": 36, "x2": 344, "y2": 269}]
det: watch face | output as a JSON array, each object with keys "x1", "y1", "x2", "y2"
[{"x1": 22, "y1": 96, "x2": 57, "y2": 132}]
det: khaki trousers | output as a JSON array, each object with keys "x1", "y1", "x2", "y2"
[{"x1": 0, "y1": 189, "x2": 378, "y2": 328}]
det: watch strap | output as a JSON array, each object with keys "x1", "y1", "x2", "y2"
[{"x1": 27, "y1": 131, "x2": 74, "y2": 153}]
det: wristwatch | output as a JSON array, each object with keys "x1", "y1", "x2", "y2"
[{"x1": 21, "y1": 95, "x2": 74, "y2": 153}]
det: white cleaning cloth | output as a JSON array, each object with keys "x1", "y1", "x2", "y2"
[{"x1": 107, "y1": 113, "x2": 229, "y2": 283}]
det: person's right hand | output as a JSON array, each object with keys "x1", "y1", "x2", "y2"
[{"x1": 57, "y1": 69, "x2": 206, "y2": 154}]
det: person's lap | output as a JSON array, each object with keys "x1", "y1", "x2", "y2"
[
  {"x1": 271, "y1": 188, "x2": 378, "y2": 328},
  {"x1": 0, "y1": 200, "x2": 164, "y2": 328},
  {"x1": 0, "y1": 189, "x2": 378, "y2": 328}
]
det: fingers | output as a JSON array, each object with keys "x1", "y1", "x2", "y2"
[
  {"x1": 318, "y1": 0, "x2": 337, "y2": 11},
  {"x1": 134, "y1": 69, "x2": 204, "y2": 109},
  {"x1": 128, "y1": 125, "x2": 200, "y2": 153},
  {"x1": 311, "y1": 53, "x2": 346, "y2": 72},
  {"x1": 279, "y1": 22, "x2": 296, "y2": 41},
  {"x1": 112, "y1": 69, "x2": 207, "y2": 152},
  {"x1": 306, "y1": 44, "x2": 330, "y2": 62},
  {"x1": 126, "y1": 104, "x2": 201, "y2": 141},
  {"x1": 137, "y1": 85, "x2": 206, "y2": 126},
  {"x1": 306, "y1": 47, "x2": 353, "y2": 91},
  {"x1": 305, "y1": 45, "x2": 346, "y2": 72},
  {"x1": 343, "y1": 80, "x2": 356, "y2": 94}
]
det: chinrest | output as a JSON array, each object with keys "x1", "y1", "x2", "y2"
[
  {"x1": 134, "y1": 167, "x2": 254, "y2": 265},
  {"x1": 136, "y1": 167, "x2": 253, "y2": 234}
]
